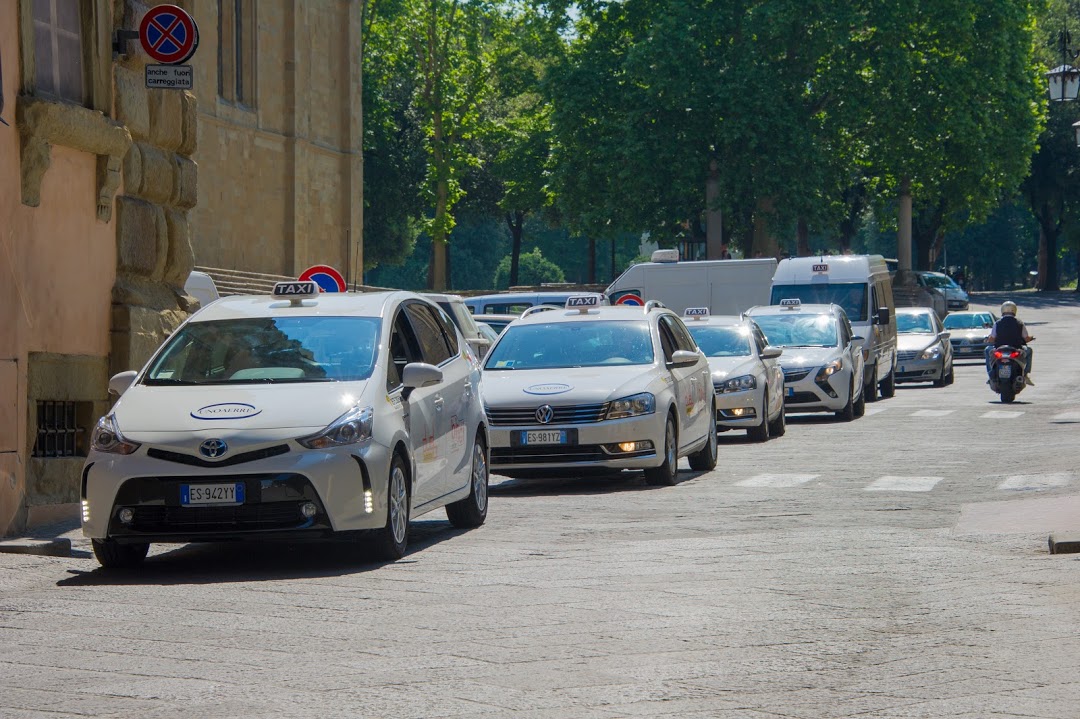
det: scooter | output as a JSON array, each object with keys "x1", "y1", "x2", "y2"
[{"x1": 988, "y1": 345, "x2": 1028, "y2": 403}]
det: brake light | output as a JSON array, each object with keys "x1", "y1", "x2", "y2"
[
  {"x1": 1008, "y1": 351, "x2": 1021, "y2": 359},
  {"x1": 992, "y1": 350, "x2": 1003, "y2": 359}
]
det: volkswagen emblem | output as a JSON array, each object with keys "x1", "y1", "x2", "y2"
[
  {"x1": 199, "y1": 438, "x2": 229, "y2": 459},
  {"x1": 535, "y1": 405, "x2": 554, "y2": 424}
]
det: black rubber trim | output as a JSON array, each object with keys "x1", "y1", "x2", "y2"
[{"x1": 146, "y1": 444, "x2": 290, "y2": 468}]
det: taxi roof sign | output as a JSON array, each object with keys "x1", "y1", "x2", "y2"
[
  {"x1": 779, "y1": 298, "x2": 802, "y2": 309},
  {"x1": 684, "y1": 307, "x2": 710, "y2": 319},
  {"x1": 273, "y1": 281, "x2": 320, "y2": 305},
  {"x1": 812, "y1": 263, "x2": 829, "y2": 273},
  {"x1": 566, "y1": 294, "x2": 600, "y2": 313}
]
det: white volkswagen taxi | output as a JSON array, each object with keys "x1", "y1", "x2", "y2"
[
  {"x1": 82, "y1": 282, "x2": 488, "y2": 568},
  {"x1": 682, "y1": 309, "x2": 786, "y2": 441},
  {"x1": 480, "y1": 296, "x2": 716, "y2": 485},
  {"x1": 746, "y1": 301, "x2": 866, "y2": 421}
]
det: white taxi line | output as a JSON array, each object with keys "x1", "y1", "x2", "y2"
[
  {"x1": 1052, "y1": 411, "x2": 1080, "y2": 422},
  {"x1": 864, "y1": 476, "x2": 944, "y2": 492},
  {"x1": 980, "y1": 410, "x2": 1024, "y2": 419},
  {"x1": 862, "y1": 406, "x2": 889, "y2": 417},
  {"x1": 718, "y1": 472, "x2": 1074, "y2": 494},
  {"x1": 996, "y1": 473, "x2": 1074, "y2": 491},
  {"x1": 911, "y1": 409, "x2": 955, "y2": 417},
  {"x1": 736, "y1": 474, "x2": 819, "y2": 488}
]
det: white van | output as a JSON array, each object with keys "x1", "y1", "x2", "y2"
[
  {"x1": 768, "y1": 255, "x2": 897, "y2": 400},
  {"x1": 606, "y1": 254, "x2": 777, "y2": 315}
]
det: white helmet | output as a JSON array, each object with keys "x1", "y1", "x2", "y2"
[{"x1": 1000, "y1": 301, "x2": 1018, "y2": 316}]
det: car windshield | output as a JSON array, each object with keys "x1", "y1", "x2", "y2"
[
  {"x1": 921, "y1": 274, "x2": 958, "y2": 289},
  {"x1": 686, "y1": 325, "x2": 751, "y2": 357},
  {"x1": 943, "y1": 313, "x2": 993, "y2": 330},
  {"x1": 896, "y1": 313, "x2": 934, "y2": 333},
  {"x1": 771, "y1": 283, "x2": 867, "y2": 322},
  {"x1": 485, "y1": 321, "x2": 654, "y2": 369},
  {"x1": 750, "y1": 313, "x2": 839, "y2": 348},
  {"x1": 144, "y1": 317, "x2": 381, "y2": 385}
]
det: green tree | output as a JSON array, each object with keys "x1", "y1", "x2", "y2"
[{"x1": 492, "y1": 247, "x2": 566, "y2": 288}]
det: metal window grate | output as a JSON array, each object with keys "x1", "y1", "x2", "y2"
[{"x1": 33, "y1": 401, "x2": 84, "y2": 458}]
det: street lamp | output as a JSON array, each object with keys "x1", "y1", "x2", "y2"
[{"x1": 1047, "y1": 24, "x2": 1080, "y2": 102}]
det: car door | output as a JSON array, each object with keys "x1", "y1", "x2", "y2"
[
  {"x1": 840, "y1": 313, "x2": 864, "y2": 396},
  {"x1": 403, "y1": 302, "x2": 470, "y2": 505},
  {"x1": 752, "y1": 322, "x2": 782, "y2": 422},
  {"x1": 387, "y1": 309, "x2": 440, "y2": 507},
  {"x1": 427, "y1": 303, "x2": 476, "y2": 494},
  {"x1": 659, "y1": 316, "x2": 709, "y2": 449}
]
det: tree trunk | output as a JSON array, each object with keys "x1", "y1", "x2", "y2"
[
  {"x1": 587, "y1": 237, "x2": 596, "y2": 284},
  {"x1": 506, "y1": 211, "x2": 524, "y2": 287},
  {"x1": 1036, "y1": 207, "x2": 1060, "y2": 291},
  {"x1": 430, "y1": 176, "x2": 449, "y2": 290},
  {"x1": 705, "y1": 160, "x2": 722, "y2": 259},
  {"x1": 610, "y1": 237, "x2": 617, "y2": 280},
  {"x1": 897, "y1": 177, "x2": 912, "y2": 271},
  {"x1": 751, "y1": 196, "x2": 779, "y2": 258},
  {"x1": 796, "y1": 217, "x2": 810, "y2": 256}
]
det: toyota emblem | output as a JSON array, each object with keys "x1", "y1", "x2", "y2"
[
  {"x1": 199, "y1": 438, "x2": 229, "y2": 459},
  {"x1": 535, "y1": 405, "x2": 554, "y2": 424}
]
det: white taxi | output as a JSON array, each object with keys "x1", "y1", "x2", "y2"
[
  {"x1": 480, "y1": 296, "x2": 716, "y2": 485},
  {"x1": 746, "y1": 301, "x2": 866, "y2": 421},
  {"x1": 82, "y1": 282, "x2": 489, "y2": 568},
  {"x1": 682, "y1": 309, "x2": 786, "y2": 441}
]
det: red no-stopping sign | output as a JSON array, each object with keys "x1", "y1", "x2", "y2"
[{"x1": 140, "y1": 5, "x2": 199, "y2": 65}]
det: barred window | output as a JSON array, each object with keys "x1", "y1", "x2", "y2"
[
  {"x1": 32, "y1": 0, "x2": 86, "y2": 105},
  {"x1": 33, "y1": 400, "x2": 88, "y2": 458},
  {"x1": 218, "y1": 0, "x2": 256, "y2": 107}
]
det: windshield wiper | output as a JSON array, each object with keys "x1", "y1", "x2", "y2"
[{"x1": 143, "y1": 378, "x2": 199, "y2": 386}]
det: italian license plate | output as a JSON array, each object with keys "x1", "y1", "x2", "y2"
[
  {"x1": 521, "y1": 430, "x2": 568, "y2": 445},
  {"x1": 181, "y1": 482, "x2": 245, "y2": 506},
  {"x1": 998, "y1": 365, "x2": 1012, "y2": 379}
]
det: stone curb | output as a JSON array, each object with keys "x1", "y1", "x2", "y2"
[
  {"x1": 0, "y1": 538, "x2": 72, "y2": 557},
  {"x1": 1049, "y1": 533, "x2": 1080, "y2": 555}
]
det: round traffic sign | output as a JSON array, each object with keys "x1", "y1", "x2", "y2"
[
  {"x1": 140, "y1": 5, "x2": 199, "y2": 65},
  {"x1": 298, "y1": 265, "x2": 347, "y2": 293},
  {"x1": 615, "y1": 293, "x2": 643, "y2": 306}
]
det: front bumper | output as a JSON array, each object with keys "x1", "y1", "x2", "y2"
[
  {"x1": 895, "y1": 355, "x2": 944, "y2": 383},
  {"x1": 951, "y1": 340, "x2": 988, "y2": 359},
  {"x1": 781, "y1": 366, "x2": 847, "y2": 412},
  {"x1": 713, "y1": 388, "x2": 762, "y2": 429},
  {"x1": 82, "y1": 440, "x2": 393, "y2": 541},
  {"x1": 487, "y1": 412, "x2": 664, "y2": 471},
  {"x1": 947, "y1": 299, "x2": 969, "y2": 310}
]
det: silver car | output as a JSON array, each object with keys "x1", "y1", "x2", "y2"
[
  {"x1": 943, "y1": 311, "x2": 996, "y2": 361},
  {"x1": 683, "y1": 311, "x2": 786, "y2": 441},
  {"x1": 895, "y1": 307, "x2": 954, "y2": 386}
]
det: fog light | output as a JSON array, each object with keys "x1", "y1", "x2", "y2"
[
  {"x1": 81, "y1": 500, "x2": 91, "y2": 523},
  {"x1": 618, "y1": 441, "x2": 637, "y2": 452},
  {"x1": 118, "y1": 507, "x2": 134, "y2": 524},
  {"x1": 300, "y1": 501, "x2": 318, "y2": 519},
  {"x1": 731, "y1": 408, "x2": 745, "y2": 417},
  {"x1": 609, "y1": 440, "x2": 653, "y2": 454}
]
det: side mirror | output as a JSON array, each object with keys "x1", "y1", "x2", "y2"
[
  {"x1": 939, "y1": 331, "x2": 951, "y2": 340},
  {"x1": 669, "y1": 350, "x2": 700, "y2": 368},
  {"x1": 108, "y1": 371, "x2": 138, "y2": 397},
  {"x1": 401, "y1": 363, "x2": 443, "y2": 399},
  {"x1": 874, "y1": 307, "x2": 891, "y2": 325},
  {"x1": 759, "y1": 346, "x2": 783, "y2": 360},
  {"x1": 468, "y1": 337, "x2": 492, "y2": 359}
]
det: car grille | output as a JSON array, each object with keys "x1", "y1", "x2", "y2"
[
  {"x1": 784, "y1": 391, "x2": 820, "y2": 404},
  {"x1": 146, "y1": 444, "x2": 290, "y2": 468},
  {"x1": 782, "y1": 368, "x2": 813, "y2": 382},
  {"x1": 128, "y1": 503, "x2": 307, "y2": 533},
  {"x1": 485, "y1": 403, "x2": 609, "y2": 426},
  {"x1": 896, "y1": 350, "x2": 920, "y2": 361},
  {"x1": 491, "y1": 444, "x2": 650, "y2": 465}
]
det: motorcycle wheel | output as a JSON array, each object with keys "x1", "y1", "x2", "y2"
[{"x1": 1000, "y1": 386, "x2": 1016, "y2": 404}]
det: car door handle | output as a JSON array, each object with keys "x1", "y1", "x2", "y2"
[
  {"x1": 434, "y1": 396, "x2": 444, "y2": 411},
  {"x1": 463, "y1": 380, "x2": 472, "y2": 398}
]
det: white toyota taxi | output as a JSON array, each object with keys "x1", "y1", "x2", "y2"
[
  {"x1": 746, "y1": 301, "x2": 866, "y2": 421},
  {"x1": 480, "y1": 296, "x2": 716, "y2": 485},
  {"x1": 82, "y1": 282, "x2": 489, "y2": 567},
  {"x1": 682, "y1": 309, "x2": 786, "y2": 441}
]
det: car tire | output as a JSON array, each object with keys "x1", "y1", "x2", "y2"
[
  {"x1": 945, "y1": 363, "x2": 955, "y2": 385},
  {"x1": 747, "y1": 389, "x2": 771, "y2": 442},
  {"x1": 644, "y1": 414, "x2": 679, "y2": 486},
  {"x1": 853, "y1": 383, "x2": 866, "y2": 418},
  {"x1": 687, "y1": 421, "x2": 717, "y2": 471},
  {"x1": 91, "y1": 538, "x2": 149, "y2": 569},
  {"x1": 836, "y1": 379, "x2": 856, "y2": 422},
  {"x1": 371, "y1": 454, "x2": 410, "y2": 561},
  {"x1": 768, "y1": 402, "x2": 787, "y2": 437},
  {"x1": 446, "y1": 433, "x2": 489, "y2": 528},
  {"x1": 879, "y1": 366, "x2": 896, "y2": 398},
  {"x1": 864, "y1": 363, "x2": 878, "y2": 402}
]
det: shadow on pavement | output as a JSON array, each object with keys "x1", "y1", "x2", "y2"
[
  {"x1": 490, "y1": 468, "x2": 710, "y2": 497},
  {"x1": 972, "y1": 290, "x2": 1080, "y2": 310},
  {"x1": 56, "y1": 519, "x2": 467, "y2": 586}
]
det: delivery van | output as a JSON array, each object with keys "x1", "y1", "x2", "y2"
[
  {"x1": 768, "y1": 255, "x2": 897, "y2": 400},
  {"x1": 605, "y1": 252, "x2": 778, "y2": 315}
]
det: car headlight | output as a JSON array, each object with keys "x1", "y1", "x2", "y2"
[
  {"x1": 921, "y1": 345, "x2": 943, "y2": 360},
  {"x1": 605, "y1": 393, "x2": 655, "y2": 420},
  {"x1": 716, "y1": 374, "x2": 756, "y2": 393},
  {"x1": 815, "y1": 359, "x2": 843, "y2": 382},
  {"x1": 298, "y1": 406, "x2": 374, "y2": 449},
  {"x1": 90, "y1": 415, "x2": 141, "y2": 455}
]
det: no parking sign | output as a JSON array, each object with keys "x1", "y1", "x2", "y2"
[
  {"x1": 298, "y1": 265, "x2": 347, "y2": 293},
  {"x1": 140, "y1": 5, "x2": 199, "y2": 64}
]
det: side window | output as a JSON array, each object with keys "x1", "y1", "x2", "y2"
[
  {"x1": 404, "y1": 304, "x2": 452, "y2": 366},
  {"x1": 839, "y1": 317, "x2": 851, "y2": 345},
  {"x1": 663, "y1": 317, "x2": 697, "y2": 352},
  {"x1": 387, "y1": 311, "x2": 424, "y2": 391},
  {"x1": 430, "y1": 305, "x2": 460, "y2": 355},
  {"x1": 657, "y1": 322, "x2": 677, "y2": 362},
  {"x1": 752, "y1": 324, "x2": 768, "y2": 353}
]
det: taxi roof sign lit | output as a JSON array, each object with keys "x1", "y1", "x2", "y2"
[
  {"x1": 273, "y1": 281, "x2": 320, "y2": 304},
  {"x1": 684, "y1": 307, "x2": 710, "y2": 320},
  {"x1": 566, "y1": 294, "x2": 601, "y2": 313}
]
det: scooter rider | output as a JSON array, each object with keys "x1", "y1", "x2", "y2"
[{"x1": 985, "y1": 301, "x2": 1035, "y2": 385}]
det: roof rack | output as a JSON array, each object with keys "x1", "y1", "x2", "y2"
[{"x1": 643, "y1": 300, "x2": 666, "y2": 312}]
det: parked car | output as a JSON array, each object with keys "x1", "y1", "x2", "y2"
[
  {"x1": 426, "y1": 293, "x2": 492, "y2": 359},
  {"x1": 183, "y1": 270, "x2": 220, "y2": 309},
  {"x1": 914, "y1": 271, "x2": 969, "y2": 311},
  {"x1": 894, "y1": 307, "x2": 954, "y2": 387},
  {"x1": 943, "y1": 311, "x2": 997, "y2": 361},
  {"x1": 466, "y1": 291, "x2": 608, "y2": 315},
  {"x1": 82, "y1": 283, "x2": 489, "y2": 567}
]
